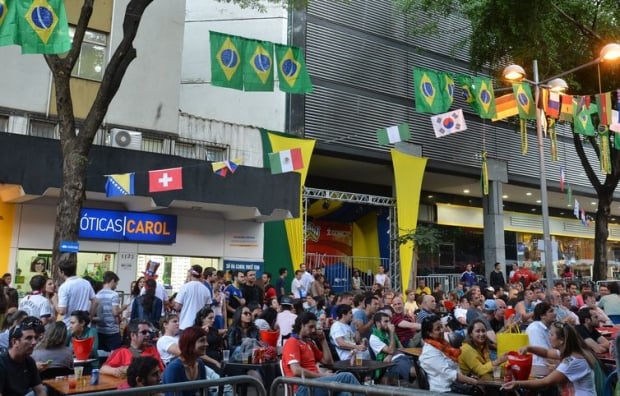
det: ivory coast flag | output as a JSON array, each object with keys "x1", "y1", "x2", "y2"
[{"x1": 268, "y1": 148, "x2": 304, "y2": 174}]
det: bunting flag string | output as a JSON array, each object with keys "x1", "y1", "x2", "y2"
[
  {"x1": 520, "y1": 119, "x2": 528, "y2": 155},
  {"x1": 480, "y1": 151, "x2": 489, "y2": 196}
]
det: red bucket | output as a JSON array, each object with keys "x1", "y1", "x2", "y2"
[
  {"x1": 260, "y1": 329, "x2": 280, "y2": 348},
  {"x1": 507, "y1": 351, "x2": 532, "y2": 380},
  {"x1": 505, "y1": 307, "x2": 516, "y2": 320},
  {"x1": 72, "y1": 337, "x2": 94, "y2": 361}
]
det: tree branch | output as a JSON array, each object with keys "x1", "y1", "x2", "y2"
[
  {"x1": 573, "y1": 132, "x2": 603, "y2": 193},
  {"x1": 81, "y1": 0, "x2": 154, "y2": 144},
  {"x1": 551, "y1": 2, "x2": 604, "y2": 42}
]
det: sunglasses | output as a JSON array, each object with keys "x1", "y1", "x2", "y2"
[
  {"x1": 552, "y1": 321, "x2": 567, "y2": 330},
  {"x1": 138, "y1": 330, "x2": 151, "y2": 335},
  {"x1": 242, "y1": 312, "x2": 252, "y2": 316},
  {"x1": 10, "y1": 317, "x2": 44, "y2": 340}
]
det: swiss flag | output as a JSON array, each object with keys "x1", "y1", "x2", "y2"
[{"x1": 149, "y1": 167, "x2": 183, "y2": 192}]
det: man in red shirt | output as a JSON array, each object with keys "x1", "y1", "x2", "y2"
[
  {"x1": 100, "y1": 320, "x2": 164, "y2": 377},
  {"x1": 282, "y1": 312, "x2": 361, "y2": 396},
  {"x1": 509, "y1": 264, "x2": 538, "y2": 288}
]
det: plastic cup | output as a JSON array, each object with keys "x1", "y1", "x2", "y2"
[
  {"x1": 355, "y1": 354, "x2": 363, "y2": 366},
  {"x1": 74, "y1": 366, "x2": 84, "y2": 378},
  {"x1": 242, "y1": 352, "x2": 250, "y2": 364},
  {"x1": 493, "y1": 365, "x2": 501, "y2": 379},
  {"x1": 223, "y1": 350, "x2": 230, "y2": 362},
  {"x1": 68, "y1": 376, "x2": 77, "y2": 389}
]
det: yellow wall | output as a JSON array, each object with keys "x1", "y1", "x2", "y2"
[
  {"x1": 50, "y1": 79, "x2": 100, "y2": 119},
  {"x1": 65, "y1": 0, "x2": 113, "y2": 32},
  {"x1": 0, "y1": 202, "x2": 15, "y2": 276}
]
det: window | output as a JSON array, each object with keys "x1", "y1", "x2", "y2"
[
  {"x1": 141, "y1": 136, "x2": 164, "y2": 153},
  {"x1": 29, "y1": 120, "x2": 58, "y2": 139},
  {"x1": 175, "y1": 142, "x2": 198, "y2": 159},
  {"x1": 69, "y1": 27, "x2": 107, "y2": 81},
  {"x1": 205, "y1": 145, "x2": 227, "y2": 162},
  {"x1": 0, "y1": 115, "x2": 8, "y2": 132}
]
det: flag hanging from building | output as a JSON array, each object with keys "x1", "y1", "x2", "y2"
[
  {"x1": 611, "y1": 110, "x2": 620, "y2": 133},
  {"x1": 0, "y1": 0, "x2": 18, "y2": 47},
  {"x1": 376, "y1": 123, "x2": 411, "y2": 145},
  {"x1": 210, "y1": 31, "x2": 245, "y2": 90},
  {"x1": 472, "y1": 77, "x2": 496, "y2": 119},
  {"x1": 243, "y1": 39, "x2": 274, "y2": 91},
  {"x1": 212, "y1": 158, "x2": 242, "y2": 177},
  {"x1": 597, "y1": 92, "x2": 612, "y2": 126},
  {"x1": 268, "y1": 147, "x2": 304, "y2": 174},
  {"x1": 455, "y1": 75, "x2": 480, "y2": 114},
  {"x1": 580, "y1": 209, "x2": 586, "y2": 225},
  {"x1": 512, "y1": 82, "x2": 536, "y2": 120},
  {"x1": 441, "y1": 72, "x2": 455, "y2": 110},
  {"x1": 413, "y1": 68, "x2": 451, "y2": 114},
  {"x1": 547, "y1": 91, "x2": 560, "y2": 119},
  {"x1": 573, "y1": 103, "x2": 597, "y2": 136},
  {"x1": 431, "y1": 109, "x2": 467, "y2": 137},
  {"x1": 149, "y1": 167, "x2": 183, "y2": 193},
  {"x1": 559, "y1": 94, "x2": 573, "y2": 122},
  {"x1": 14, "y1": 0, "x2": 71, "y2": 54},
  {"x1": 567, "y1": 185, "x2": 572, "y2": 205},
  {"x1": 559, "y1": 166, "x2": 565, "y2": 192},
  {"x1": 105, "y1": 173, "x2": 134, "y2": 197},
  {"x1": 274, "y1": 44, "x2": 313, "y2": 94},
  {"x1": 573, "y1": 199, "x2": 580, "y2": 219},
  {"x1": 491, "y1": 93, "x2": 518, "y2": 121}
]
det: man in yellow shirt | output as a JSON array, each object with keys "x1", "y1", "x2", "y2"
[{"x1": 415, "y1": 279, "x2": 431, "y2": 296}]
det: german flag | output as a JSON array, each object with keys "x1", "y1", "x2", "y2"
[{"x1": 492, "y1": 93, "x2": 518, "y2": 121}]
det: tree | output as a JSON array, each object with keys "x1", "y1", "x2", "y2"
[
  {"x1": 395, "y1": 224, "x2": 442, "y2": 289},
  {"x1": 397, "y1": 0, "x2": 620, "y2": 281},
  {"x1": 47, "y1": 0, "x2": 300, "y2": 281}
]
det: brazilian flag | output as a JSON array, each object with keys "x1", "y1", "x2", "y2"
[
  {"x1": 512, "y1": 82, "x2": 536, "y2": 120},
  {"x1": 414, "y1": 68, "x2": 451, "y2": 114},
  {"x1": 243, "y1": 39, "x2": 274, "y2": 91},
  {"x1": 15, "y1": 0, "x2": 71, "y2": 54},
  {"x1": 274, "y1": 44, "x2": 313, "y2": 94},
  {"x1": 573, "y1": 103, "x2": 597, "y2": 136},
  {"x1": 472, "y1": 77, "x2": 496, "y2": 119},
  {"x1": 0, "y1": 0, "x2": 18, "y2": 47},
  {"x1": 210, "y1": 31, "x2": 245, "y2": 90},
  {"x1": 456, "y1": 75, "x2": 480, "y2": 114}
]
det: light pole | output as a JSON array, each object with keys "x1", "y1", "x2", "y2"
[{"x1": 503, "y1": 43, "x2": 620, "y2": 290}]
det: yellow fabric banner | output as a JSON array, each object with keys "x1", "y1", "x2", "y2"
[
  {"x1": 352, "y1": 211, "x2": 380, "y2": 274},
  {"x1": 0, "y1": 201, "x2": 15, "y2": 276},
  {"x1": 391, "y1": 149, "x2": 427, "y2": 292},
  {"x1": 267, "y1": 133, "x2": 316, "y2": 268}
]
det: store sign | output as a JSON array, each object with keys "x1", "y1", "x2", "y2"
[
  {"x1": 78, "y1": 208, "x2": 177, "y2": 243},
  {"x1": 223, "y1": 259, "x2": 263, "y2": 277}
]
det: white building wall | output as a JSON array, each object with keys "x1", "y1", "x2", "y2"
[
  {"x1": 0, "y1": 47, "x2": 52, "y2": 114},
  {"x1": 180, "y1": 0, "x2": 288, "y2": 132},
  {"x1": 106, "y1": 0, "x2": 185, "y2": 134}
]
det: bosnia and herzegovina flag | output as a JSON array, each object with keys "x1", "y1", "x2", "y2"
[
  {"x1": 1, "y1": 0, "x2": 71, "y2": 54},
  {"x1": 244, "y1": 39, "x2": 274, "y2": 91},
  {"x1": 274, "y1": 44, "x2": 313, "y2": 94},
  {"x1": 105, "y1": 173, "x2": 135, "y2": 197},
  {"x1": 210, "y1": 31, "x2": 245, "y2": 90}
]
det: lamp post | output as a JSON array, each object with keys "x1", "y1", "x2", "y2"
[{"x1": 503, "y1": 43, "x2": 620, "y2": 291}]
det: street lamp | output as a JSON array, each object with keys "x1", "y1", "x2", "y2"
[{"x1": 503, "y1": 43, "x2": 620, "y2": 290}]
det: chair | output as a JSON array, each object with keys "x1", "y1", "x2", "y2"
[
  {"x1": 278, "y1": 359, "x2": 294, "y2": 396},
  {"x1": 608, "y1": 315, "x2": 620, "y2": 325},
  {"x1": 40, "y1": 366, "x2": 73, "y2": 380},
  {"x1": 603, "y1": 371, "x2": 618, "y2": 396},
  {"x1": 412, "y1": 357, "x2": 429, "y2": 390}
]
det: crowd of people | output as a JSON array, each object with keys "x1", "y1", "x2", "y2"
[{"x1": 2, "y1": 259, "x2": 620, "y2": 396}]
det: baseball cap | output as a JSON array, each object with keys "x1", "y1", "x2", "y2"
[
  {"x1": 485, "y1": 286, "x2": 495, "y2": 292},
  {"x1": 483, "y1": 299, "x2": 498, "y2": 312},
  {"x1": 280, "y1": 296, "x2": 293, "y2": 306}
]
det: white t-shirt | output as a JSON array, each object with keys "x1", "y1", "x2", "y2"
[
  {"x1": 556, "y1": 356, "x2": 595, "y2": 396},
  {"x1": 301, "y1": 271, "x2": 314, "y2": 291},
  {"x1": 375, "y1": 273, "x2": 387, "y2": 287},
  {"x1": 157, "y1": 334, "x2": 179, "y2": 365},
  {"x1": 275, "y1": 310, "x2": 296, "y2": 346},
  {"x1": 291, "y1": 278, "x2": 305, "y2": 299},
  {"x1": 18, "y1": 294, "x2": 53, "y2": 320},
  {"x1": 525, "y1": 321, "x2": 553, "y2": 366},
  {"x1": 176, "y1": 280, "x2": 210, "y2": 330},
  {"x1": 58, "y1": 276, "x2": 95, "y2": 327},
  {"x1": 330, "y1": 320, "x2": 357, "y2": 361}
]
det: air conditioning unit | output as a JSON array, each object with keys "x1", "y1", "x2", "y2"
[{"x1": 110, "y1": 129, "x2": 142, "y2": 150}]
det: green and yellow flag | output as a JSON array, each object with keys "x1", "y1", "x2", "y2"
[
  {"x1": 573, "y1": 103, "x2": 597, "y2": 136},
  {"x1": 472, "y1": 77, "x2": 496, "y2": 119},
  {"x1": 274, "y1": 44, "x2": 313, "y2": 94},
  {"x1": 244, "y1": 39, "x2": 274, "y2": 91},
  {"x1": 456, "y1": 75, "x2": 480, "y2": 114},
  {"x1": 210, "y1": 31, "x2": 245, "y2": 90},
  {"x1": 0, "y1": 0, "x2": 18, "y2": 47},
  {"x1": 512, "y1": 82, "x2": 536, "y2": 120},
  {"x1": 414, "y1": 68, "x2": 451, "y2": 114},
  {"x1": 15, "y1": 0, "x2": 70, "y2": 54}
]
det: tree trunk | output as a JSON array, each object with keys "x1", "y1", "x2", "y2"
[{"x1": 593, "y1": 188, "x2": 613, "y2": 281}]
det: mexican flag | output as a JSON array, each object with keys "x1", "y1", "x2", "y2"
[
  {"x1": 376, "y1": 123, "x2": 411, "y2": 145},
  {"x1": 268, "y1": 148, "x2": 304, "y2": 174}
]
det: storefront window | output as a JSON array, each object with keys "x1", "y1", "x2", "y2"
[{"x1": 137, "y1": 255, "x2": 220, "y2": 294}]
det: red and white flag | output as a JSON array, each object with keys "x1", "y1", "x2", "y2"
[{"x1": 149, "y1": 167, "x2": 183, "y2": 192}]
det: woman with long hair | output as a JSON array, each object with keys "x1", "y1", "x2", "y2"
[
  {"x1": 32, "y1": 321, "x2": 73, "y2": 369},
  {"x1": 226, "y1": 306, "x2": 260, "y2": 352},
  {"x1": 156, "y1": 314, "x2": 180, "y2": 366},
  {"x1": 503, "y1": 321, "x2": 597, "y2": 395},
  {"x1": 124, "y1": 276, "x2": 145, "y2": 321},
  {"x1": 418, "y1": 314, "x2": 479, "y2": 393},
  {"x1": 194, "y1": 307, "x2": 224, "y2": 372},
  {"x1": 67, "y1": 310, "x2": 99, "y2": 367},
  {"x1": 162, "y1": 326, "x2": 208, "y2": 396},
  {"x1": 131, "y1": 279, "x2": 163, "y2": 329},
  {"x1": 458, "y1": 319, "x2": 507, "y2": 380}
]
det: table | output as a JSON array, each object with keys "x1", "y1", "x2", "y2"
[
  {"x1": 331, "y1": 360, "x2": 394, "y2": 383},
  {"x1": 43, "y1": 374, "x2": 125, "y2": 395},
  {"x1": 596, "y1": 325, "x2": 620, "y2": 340},
  {"x1": 222, "y1": 360, "x2": 281, "y2": 390},
  {"x1": 399, "y1": 347, "x2": 422, "y2": 357}
]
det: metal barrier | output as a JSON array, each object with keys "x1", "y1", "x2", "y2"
[
  {"x1": 270, "y1": 376, "x2": 461, "y2": 395},
  {"x1": 305, "y1": 253, "x2": 389, "y2": 293},
  {"x1": 73, "y1": 375, "x2": 265, "y2": 396}
]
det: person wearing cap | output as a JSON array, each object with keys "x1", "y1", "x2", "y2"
[
  {"x1": 276, "y1": 296, "x2": 297, "y2": 345},
  {"x1": 174, "y1": 265, "x2": 211, "y2": 331},
  {"x1": 487, "y1": 298, "x2": 507, "y2": 333},
  {"x1": 0, "y1": 317, "x2": 46, "y2": 396}
]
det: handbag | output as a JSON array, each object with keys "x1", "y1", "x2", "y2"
[
  {"x1": 450, "y1": 381, "x2": 484, "y2": 396},
  {"x1": 497, "y1": 322, "x2": 529, "y2": 358}
]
